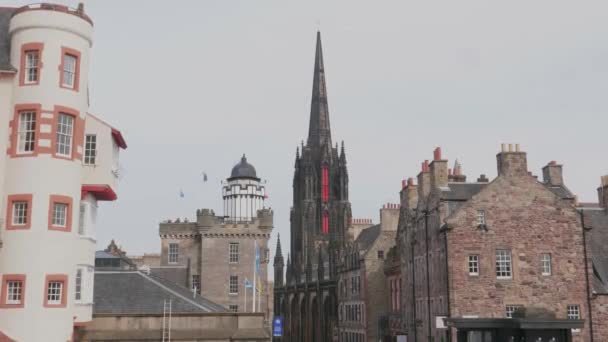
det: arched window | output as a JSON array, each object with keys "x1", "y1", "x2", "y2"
[
  {"x1": 322, "y1": 164, "x2": 329, "y2": 202},
  {"x1": 322, "y1": 211, "x2": 329, "y2": 234}
]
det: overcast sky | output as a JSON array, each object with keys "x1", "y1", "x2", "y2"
[{"x1": 5, "y1": 1, "x2": 607, "y2": 270}]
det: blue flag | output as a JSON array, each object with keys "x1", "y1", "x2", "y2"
[
  {"x1": 255, "y1": 242, "x2": 261, "y2": 274},
  {"x1": 244, "y1": 278, "x2": 253, "y2": 289}
]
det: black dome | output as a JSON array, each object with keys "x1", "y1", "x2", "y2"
[{"x1": 230, "y1": 154, "x2": 258, "y2": 179}]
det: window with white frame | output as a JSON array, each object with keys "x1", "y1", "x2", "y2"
[
  {"x1": 6, "y1": 281, "x2": 23, "y2": 305},
  {"x1": 505, "y1": 305, "x2": 522, "y2": 318},
  {"x1": 229, "y1": 275, "x2": 238, "y2": 294},
  {"x1": 56, "y1": 113, "x2": 74, "y2": 156},
  {"x1": 476, "y1": 210, "x2": 486, "y2": 225},
  {"x1": 192, "y1": 275, "x2": 200, "y2": 295},
  {"x1": 78, "y1": 203, "x2": 86, "y2": 235},
  {"x1": 229, "y1": 242, "x2": 239, "y2": 263},
  {"x1": 52, "y1": 203, "x2": 68, "y2": 227},
  {"x1": 468, "y1": 255, "x2": 479, "y2": 275},
  {"x1": 229, "y1": 304, "x2": 238, "y2": 312},
  {"x1": 62, "y1": 54, "x2": 77, "y2": 88},
  {"x1": 75, "y1": 268, "x2": 83, "y2": 301},
  {"x1": 47, "y1": 281, "x2": 63, "y2": 304},
  {"x1": 12, "y1": 202, "x2": 28, "y2": 225},
  {"x1": 567, "y1": 305, "x2": 580, "y2": 319},
  {"x1": 17, "y1": 111, "x2": 36, "y2": 153},
  {"x1": 84, "y1": 134, "x2": 97, "y2": 165},
  {"x1": 168, "y1": 243, "x2": 179, "y2": 264},
  {"x1": 496, "y1": 249, "x2": 512, "y2": 279},
  {"x1": 24, "y1": 50, "x2": 39, "y2": 84},
  {"x1": 541, "y1": 253, "x2": 552, "y2": 276}
]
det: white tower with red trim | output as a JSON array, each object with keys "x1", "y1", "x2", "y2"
[{"x1": 0, "y1": 4, "x2": 126, "y2": 341}]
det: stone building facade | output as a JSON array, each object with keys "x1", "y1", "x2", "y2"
[
  {"x1": 273, "y1": 31, "x2": 352, "y2": 342},
  {"x1": 380, "y1": 244, "x2": 406, "y2": 341},
  {"x1": 155, "y1": 157, "x2": 273, "y2": 317},
  {"x1": 399, "y1": 145, "x2": 589, "y2": 342},
  {"x1": 337, "y1": 204, "x2": 400, "y2": 342},
  {"x1": 579, "y1": 175, "x2": 608, "y2": 342}
]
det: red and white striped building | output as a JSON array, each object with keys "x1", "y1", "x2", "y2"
[{"x1": 0, "y1": 4, "x2": 126, "y2": 341}]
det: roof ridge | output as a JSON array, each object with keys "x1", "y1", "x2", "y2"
[{"x1": 136, "y1": 272, "x2": 214, "y2": 312}]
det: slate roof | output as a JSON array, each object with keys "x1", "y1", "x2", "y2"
[
  {"x1": 581, "y1": 207, "x2": 608, "y2": 294},
  {"x1": 0, "y1": 7, "x2": 16, "y2": 72},
  {"x1": 544, "y1": 184, "x2": 575, "y2": 200},
  {"x1": 94, "y1": 271, "x2": 226, "y2": 314},
  {"x1": 355, "y1": 224, "x2": 380, "y2": 251},
  {"x1": 441, "y1": 182, "x2": 487, "y2": 201},
  {"x1": 150, "y1": 266, "x2": 188, "y2": 285}
]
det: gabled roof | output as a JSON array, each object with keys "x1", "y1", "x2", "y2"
[
  {"x1": 355, "y1": 224, "x2": 381, "y2": 252},
  {"x1": 441, "y1": 182, "x2": 487, "y2": 201},
  {"x1": 0, "y1": 8, "x2": 16, "y2": 73},
  {"x1": 94, "y1": 271, "x2": 226, "y2": 314},
  {"x1": 544, "y1": 184, "x2": 575, "y2": 200}
]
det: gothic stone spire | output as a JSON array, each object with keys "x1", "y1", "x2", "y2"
[{"x1": 307, "y1": 31, "x2": 331, "y2": 148}]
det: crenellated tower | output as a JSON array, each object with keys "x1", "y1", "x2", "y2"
[{"x1": 290, "y1": 31, "x2": 352, "y2": 274}]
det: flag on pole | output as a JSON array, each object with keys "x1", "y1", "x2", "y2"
[
  {"x1": 179, "y1": 189, "x2": 185, "y2": 198},
  {"x1": 202, "y1": 172, "x2": 208, "y2": 182},
  {"x1": 255, "y1": 243, "x2": 262, "y2": 295},
  {"x1": 244, "y1": 278, "x2": 253, "y2": 289}
]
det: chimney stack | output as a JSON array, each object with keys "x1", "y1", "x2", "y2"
[
  {"x1": 380, "y1": 203, "x2": 400, "y2": 231},
  {"x1": 542, "y1": 161, "x2": 564, "y2": 186},
  {"x1": 598, "y1": 175, "x2": 608, "y2": 210},
  {"x1": 417, "y1": 160, "x2": 431, "y2": 198},
  {"x1": 400, "y1": 178, "x2": 418, "y2": 210},
  {"x1": 430, "y1": 147, "x2": 448, "y2": 189},
  {"x1": 497, "y1": 143, "x2": 528, "y2": 177}
]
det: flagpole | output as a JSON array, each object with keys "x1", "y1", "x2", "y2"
[
  {"x1": 244, "y1": 282, "x2": 247, "y2": 313},
  {"x1": 253, "y1": 240, "x2": 257, "y2": 313}
]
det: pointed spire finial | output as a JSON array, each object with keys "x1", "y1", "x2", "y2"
[{"x1": 307, "y1": 31, "x2": 332, "y2": 148}]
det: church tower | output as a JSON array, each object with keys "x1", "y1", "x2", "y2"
[{"x1": 290, "y1": 31, "x2": 352, "y2": 273}]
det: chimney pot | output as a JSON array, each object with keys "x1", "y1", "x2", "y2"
[
  {"x1": 408, "y1": 178, "x2": 414, "y2": 186},
  {"x1": 433, "y1": 147, "x2": 442, "y2": 161},
  {"x1": 508, "y1": 144, "x2": 513, "y2": 152},
  {"x1": 501, "y1": 143, "x2": 506, "y2": 152},
  {"x1": 515, "y1": 144, "x2": 521, "y2": 152},
  {"x1": 448, "y1": 168, "x2": 452, "y2": 176},
  {"x1": 402, "y1": 179, "x2": 407, "y2": 189}
]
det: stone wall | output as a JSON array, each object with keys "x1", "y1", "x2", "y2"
[
  {"x1": 446, "y1": 161, "x2": 590, "y2": 342},
  {"x1": 592, "y1": 295, "x2": 608, "y2": 341}
]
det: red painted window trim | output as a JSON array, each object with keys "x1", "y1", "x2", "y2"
[
  {"x1": 6, "y1": 194, "x2": 33, "y2": 230},
  {"x1": 59, "y1": 47, "x2": 81, "y2": 92},
  {"x1": 0, "y1": 274, "x2": 26, "y2": 308},
  {"x1": 8, "y1": 104, "x2": 42, "y2": 158},
  {"x1": 322, "y1": 165, "x2": 329, "y2": 202},
  {"x1": 322, "y1": 211, "x2": 329, "y2": 234},
  {"x1": 52, "y1": 105, "x2": 83, "y2": 161},
  {"x1": 19, "y1": 42, "x2": 44, "y2": 86},
  {"x1": 43, "y1": 274, "x2": 68, "y2": 308},
  {"x1": 48, "y1": 195, "x2": 73, "y2": 232}
]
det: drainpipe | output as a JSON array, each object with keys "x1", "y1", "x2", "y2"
[{"x1": 579, "y1": 210, "x2": 594, "y2": 342}]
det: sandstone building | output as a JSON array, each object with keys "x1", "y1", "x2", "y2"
[
  {"x1": 153, "y1": 156, "x2": 273, "y2": 318},
  {"x1": 337, "y1": 204, "x2": 399, "y2": 342},
  {"x1": 273, "y1": 31, "x2": 352, "y2": 342},
  {"x1": 0, "y1": 3, "x2": 127, "y2": 340},
  {"x1": 399, "y1": 145, "x2": 588, "y2": 342}
]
